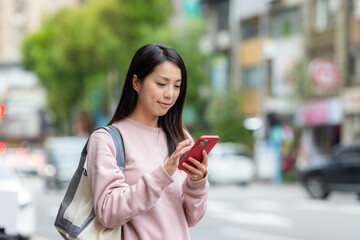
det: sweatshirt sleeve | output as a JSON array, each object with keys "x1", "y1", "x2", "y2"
[
  {"x1": 87, "y1": 129, "x2": 174, "y2": 228},
  {"x1": 182, "y1": 174, "x2": 209, "y2": 227}
]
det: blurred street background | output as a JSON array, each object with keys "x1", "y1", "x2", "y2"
[{"x1": 1, "y1": 0, "x2": 360, "y2": 239}]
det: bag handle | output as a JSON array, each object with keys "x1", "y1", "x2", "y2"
[{"x1": 82, "y1": 125, "x2": 125, "y2": 175}]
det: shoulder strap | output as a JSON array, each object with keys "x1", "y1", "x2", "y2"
[
  {"x1": 55, "y1": 126, "x2": 125, "y2": 236},
  {"x1": 103, "y1": 125, "x2": 126, "y2": 171},
  {"x1": 82, "y1": 125, "x2": 125, "y2": 174}
]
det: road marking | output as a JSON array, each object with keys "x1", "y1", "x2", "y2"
[
  {"x1": 296, "y1": 201, "x2": 360, "y2": 215},
  {"x1": 222, "y1": 227, "x2": 302, "y2": 240},
  {"x1": 207, "y1": 200, "x2": 292, "y2": 228},
  {"x1": 31, "y1": 235, "x2": 52, "y2": 240},
  {"x1": 213, "y1": 211, "x2": 292, "y2": 228},
  {"x1": 247, "y1": 199, "x2": 284, "y2": 211}
]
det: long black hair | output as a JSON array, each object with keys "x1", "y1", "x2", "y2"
[{"x1": 108, "y1": 43, "x2": 188, "y2": 155}]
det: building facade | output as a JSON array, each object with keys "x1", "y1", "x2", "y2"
[
  {"x1": 341, "y1": 0, "x2": 360, "y2": 144},
  {"x1": 0, "y1": 0, "x2": 83, "y2": 64},
  {"x1": 202, "y1": 0, "x2": 360, "y2": 180},
  {"x1": 0, "y1": 0, "x2": 83, "y2": 142}
]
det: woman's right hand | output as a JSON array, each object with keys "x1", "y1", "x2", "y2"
[{"x1": 163, "y1": 139, "x2": 193, "y2": 177}]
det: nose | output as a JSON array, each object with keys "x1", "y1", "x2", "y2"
[{"x1": 164, "y1": 86, "x2": 173, "y2": 99}]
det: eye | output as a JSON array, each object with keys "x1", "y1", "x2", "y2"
[
  {"x1": 175, "y1": 85, "x2": 181, "y2": 89},
  {"x1": 157, "y1": 83, "x2": 166, "y2": 87}
]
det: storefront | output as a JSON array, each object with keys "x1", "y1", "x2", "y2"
[
  {"x1": 341, "y1": 86, "x2": 360, "y2": 144},
  {"x1": 295, "y1": 97, "x2": 343, "y2": 171}
]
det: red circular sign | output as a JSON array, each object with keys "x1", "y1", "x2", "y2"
[{"x1": 308, "y1": 58, "x2": 340, "y2": 89}]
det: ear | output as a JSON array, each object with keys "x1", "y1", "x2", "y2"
[{"x1": 132, "y1": 75, "x2": 140, "y2": 92}]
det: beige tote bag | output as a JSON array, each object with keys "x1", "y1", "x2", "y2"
[{"x1": 54, "y1": 125, "x2": 125, "y2": 239}]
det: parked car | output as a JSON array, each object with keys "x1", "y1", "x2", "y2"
[
  {"x1": 207, "y1": 142, "x2": 255, "y2": 185},
  {"x1": 0, "y1": 161, "x2": 35, "y2": 239},
  {"x1": 301, "y1": 140, "x2": 360, "y2": 199},
  {"x1": 43, "y1": 136, "x2": 87, "y2": 189},
  {"x1": 0, "y1": 148, "x2": 46, "y2": 175}
]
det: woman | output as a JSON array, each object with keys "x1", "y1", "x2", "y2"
[{"x1": 87, "y1": 43, "x2": 209, "y2": 239}]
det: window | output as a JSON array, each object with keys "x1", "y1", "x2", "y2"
[
  {"x1": 349, "y1": 55, "x2": 356, "y2": 77},
  {"x1": 266, "y1": 59, "x2": 272, "y2": 96},
  {"x1": 354, "y1": 0, "x2": 360, "y2": 21},
  {"x1": 336, "y1": 146, "x2": 360, "y2": 164},
  {"x1": 241, "y1": 18, "x2": 259, "y2": 40},
  {"x1": 347, "y1": 55, "x2": 360, "y2": 86},
  {"x1": 217, "y1": 0, "x2": 229, "y2": 31},
  {"x1": 351, "y1": 115, "x2": 360, "y2": 138},
  {"x1": 242, "y1": 66, "x2": 263, "y2": 89},
  {"x1": 314, "y1": 0, "x2": 337, "y2": 31},
  {"x1": 270, "y1": 7, "x2": 301, "y2": 38},
  {"x1": 210, "y1": 53, "x2": 229, "y2": 94},
  {"x1": 14, "y1": 0, "x2": 25, "y2": 13},
  {"x1": 13, "y1": 0, "x2": 26, "y2": 31}
]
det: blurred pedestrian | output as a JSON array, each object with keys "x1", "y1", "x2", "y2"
[{"x1": 87, "y1": 43, "x2": 209, "y2": 239}]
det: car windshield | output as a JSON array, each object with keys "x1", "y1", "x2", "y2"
[{"x1": 51, "y1": 151, "x2": 80, "y2": 161}]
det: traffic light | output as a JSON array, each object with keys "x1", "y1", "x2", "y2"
[
  {"x1": 0, "y1": 104, "x2": 5, "y2": 117},
  {"x1": 0, "y1": 141, "x2": 5, "y2": 155}
]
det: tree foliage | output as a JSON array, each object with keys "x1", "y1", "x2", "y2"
[
  {"x1": 206, "y1": 92, "x2": 254, "y2": 147},
  {"x1": 21, "y1": 0, "x2": 172, "y2": 134}
]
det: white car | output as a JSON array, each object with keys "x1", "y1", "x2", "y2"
[
  {"x1": 208, "y1": 142, "x2": 255, "y2": 185},
  {"x1": 43, "y1": 136, "x2": 87, "y2": 189},
  {"x1": 0, "y1": 161, "x2": 35, "y2": 239}
]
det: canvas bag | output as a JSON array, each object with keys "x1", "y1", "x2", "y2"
[{"x1": 54, "y1": 125, "x2": 125, "y2": 239}]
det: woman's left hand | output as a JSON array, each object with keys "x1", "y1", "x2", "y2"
[{"x1": 182, "y1": 150, "x2": 208, "y2": 181}]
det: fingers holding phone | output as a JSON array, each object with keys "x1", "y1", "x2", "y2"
[
  {"x1": 163, "y1": 139, "x2": 193, "y2": 177},
  {"x1": 178, "y1": 135, "x2": 219, "y2": 180},
  {"x1": 182, "y1": 150, "x2": 208, "y2": 181},
  {"x1": 163, "y1": 135, "x2": 219, "y2": 179}
]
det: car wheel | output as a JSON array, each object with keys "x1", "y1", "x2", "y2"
[
  {"x1": 238, "y1": 181, "x2": 249, "y2": 187},
  {"x1": 305, "y1": 175, "x2": 329, "y2": 199}
]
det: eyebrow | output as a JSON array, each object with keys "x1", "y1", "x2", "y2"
[{"x1": 157, "y1": 76, "x2": 182, "y2": 82}]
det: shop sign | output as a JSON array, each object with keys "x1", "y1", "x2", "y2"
[
  {"x1": 308, "y1": 58, "x2": 340, "y2": 90},
  {"x1": 295, "y1": 97, "x2": 343, "y2": 126},
  {"x1": 341, "y1": 87, "x2": 360, "y2": 113}
]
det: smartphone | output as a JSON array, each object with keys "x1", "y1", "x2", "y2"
[{"x1": 178, "y1": 135, "x2": 220, "y2": 171}]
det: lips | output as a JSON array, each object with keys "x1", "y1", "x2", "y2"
[{"x1": 158, "y1": 101, "x2": 171, "y2": 108}]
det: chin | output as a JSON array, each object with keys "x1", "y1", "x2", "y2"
[
  {"x1": 158, "y1": 112, "x2": 168, "y2": 117},
  {"x1": 156, "y1": 110, "x2": 169, "y2": 117}
]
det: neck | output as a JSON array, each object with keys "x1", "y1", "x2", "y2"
[{"x1": 128, "y1": 110, "x2": 159, "y2": 128}]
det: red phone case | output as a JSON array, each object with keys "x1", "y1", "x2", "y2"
[{"x1": 178, "y1": 135, "x2": 220, "y2": 171}]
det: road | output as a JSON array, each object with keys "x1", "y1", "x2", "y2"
[
  {"x1": 190, "y1": 183, "x2": 360, "y2": 240},
  {"x1": 23, "y1": 176, "x2": 360, "y2": 240}
]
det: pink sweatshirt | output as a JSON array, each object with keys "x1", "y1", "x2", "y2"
[{"x1": 87, "y1": 118, "x2": 209, "y2": 239}]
